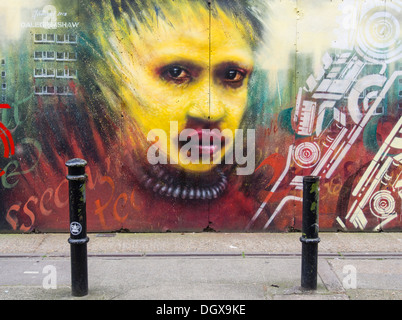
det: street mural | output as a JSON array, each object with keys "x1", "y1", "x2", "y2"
[{"x1": 0, "y1": 0, "x2": 401, "y2": 232}]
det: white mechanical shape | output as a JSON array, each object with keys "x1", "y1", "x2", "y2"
[
  {"x1": 326, "y1": 71, "x2": 402, "y2": 179},
  {"x1": 344, "y1": 116, "x2": 402, "y2": 230},
  {"x1": 347, "y1": 74, "x2": 387, "y2": 124},
  {"x1": 355, "y1": 2, "x2": 402, "y2": 64},
  {"x1": 293, "y1": 142, "x2": 321, "y2": 169},
  {"x1": 369, "y1": 190, "x2": 396, "y2": 219},
  {"x1": 248, "y1": 51, "x2": 401, "y2": 231}
]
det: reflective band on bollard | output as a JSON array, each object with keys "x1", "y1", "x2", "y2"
[
  {"x1": 300, "y1": 176, "x2": 320, "y2": 290},
  {"x1": 66, "y1": 158, "x2": 89, "y2": 297}
]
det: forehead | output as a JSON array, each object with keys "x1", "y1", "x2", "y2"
[{"x1": 133, "y1": 7, "x2": 254, "y2": 66}]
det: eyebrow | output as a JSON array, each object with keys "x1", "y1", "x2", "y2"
[
  {"x1": 210, "y1": 48, "x2": 254, "y2": 68},
  {"x1": 213, "y1": 61, "x2": 252, "y2": 72}
]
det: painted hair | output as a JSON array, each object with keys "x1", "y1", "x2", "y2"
[{"x1": 16, "y1": 0, "x2": 269, "y2": 174}]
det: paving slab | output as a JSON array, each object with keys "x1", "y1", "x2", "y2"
[
  {"x1": 1, "y1": 232, "x2": 402, "y2": 256},
  {"x1": 0, "y1": 232, "x2": 401, "y2": 300}
]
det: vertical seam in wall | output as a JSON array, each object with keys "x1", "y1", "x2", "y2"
[
  {"x1": 293, "y1": 0, "x2": 299, "y2": 230},
  {"x1": 208, "y1": 1, "x2": 212, "y2": 227},
  {"x1": 209, "y1": 0, "x2": 212, "y2": 119}
]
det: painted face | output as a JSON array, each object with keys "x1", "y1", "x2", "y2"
[{"x1": 108, "y1": 5, "x2": 254, "y2": 173}]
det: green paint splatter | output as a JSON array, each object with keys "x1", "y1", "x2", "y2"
[
  {"x1": 310, "y1": 201, "x2": 317, "y2": 212},
  {"x1": 310, "y1": 181, "x2": 319, "y2": 194}
]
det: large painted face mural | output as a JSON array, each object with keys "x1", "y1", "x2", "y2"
[
  {"x1": 108, "y1": 3, "x2": 254, "y2": 173},
  {"x1": 0, "y1": 0, "x2": 401, "y2": 233}
]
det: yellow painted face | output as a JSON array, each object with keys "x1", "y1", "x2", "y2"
[{"x1": 107, "y1": 5, "x2": 254, "y2": 172}]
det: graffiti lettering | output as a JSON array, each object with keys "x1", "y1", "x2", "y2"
[
  {"x1": 6, "y1": 196, "x2": 37, "y2": 232},
  {"x1": 23, "y1": 196, "x2": 37, "y2": 232},
  {"x1": 54, "y1": 180, "x2": 68, "y2": 209},
  {"x1": 5, "y1": 204, "x2": 21, "y2": 231},
  {"x1": 94, "y1": 176, "x2": 115, "y2": 229},
  {"x1": 93, "y1": 188, "x2": 143, "y2": 229},
  {"x1": 39, "y1": 188, "x2": 54, "y2": 216},
  {"x1": 5, "y1": 176, "x2": 67, "y2": 230},
  {"x1": 1, "y1": 96, "x2": 32, "y2": 132},
  {"x1": 327, "y1": 174, "x2": 343, "y2": 196},
  {"x1": 93, "y1": 176, "x2": 143, "y2": 229},
  {"x1": 113, "y1": 193, "x2": 128, "y2": 223},
  {"x1": 5, "y1": 170, "x2": 144, "y2": 230},
  {"x1": 1, "y1": 138, "x2": 42, "y2": 189}
]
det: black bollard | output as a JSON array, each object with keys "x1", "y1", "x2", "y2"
[
  {"x1": 66, "y1": 158, "x2": 89, "y2": 297},
  {"x1": 300, "y1": 176, "x2": 320, "y2": 290}
]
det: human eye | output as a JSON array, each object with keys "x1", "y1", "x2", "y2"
[
  {"x1": 160, "y1": 65, "x2": 192, "y2": 84},
  {"x1": 224, "y1": 69, "x2": 245, "y2": 82},
  {"x1": 214, "y1": 63, "x2": 249, "y2": 89}
]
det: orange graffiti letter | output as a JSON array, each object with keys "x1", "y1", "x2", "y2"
[
  {"x1": 94, "y1": 176, "x2": 115, "y2": 229},
  {"x1": 113, "y1": 193, "x2": 128, "y2": 223}
]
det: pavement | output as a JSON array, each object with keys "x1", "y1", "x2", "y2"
[{"x1": 0, "y1": 232, "x2": 401, "y2": 301}]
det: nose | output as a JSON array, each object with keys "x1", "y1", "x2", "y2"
[{"x1": 186, "y1": 85, "x2": 226, "y2": 122}]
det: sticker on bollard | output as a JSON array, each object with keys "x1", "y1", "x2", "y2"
[
  {"x1": 66, "y1": 158, "x2": 89, "y2": 297},
  {"x1": 70, "y1": 222, "x2": 82, "y2": 236}
]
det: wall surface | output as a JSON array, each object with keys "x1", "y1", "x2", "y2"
[{"x1": 0, "y1": 0, "x2": 401, "y2": 233}]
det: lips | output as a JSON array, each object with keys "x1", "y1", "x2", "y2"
[
  {"x1": 175, "y1": 117, "x2": 226, "y2": 161},
  {"x1": 187, "y1": 129, "x2": 224, "y2": 155}
]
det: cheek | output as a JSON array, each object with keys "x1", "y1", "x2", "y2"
[
  {"x1": 123, "y1": 84, "x2": 190, "y2": 135},
  {"x1": 221, "y1": 89, "x2": 249, "y2": 126}
]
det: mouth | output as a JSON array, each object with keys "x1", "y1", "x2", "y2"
[
  {"x1": 176, "y1": 117, "x2": 226, "y2": 161},
  {"x1": 186, "y1": 129, "x2": 225, "y2": 156}
]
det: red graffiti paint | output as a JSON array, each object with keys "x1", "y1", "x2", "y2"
[{"x1": 0, "y1": 104, "x2": 15, "y2": 177}]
